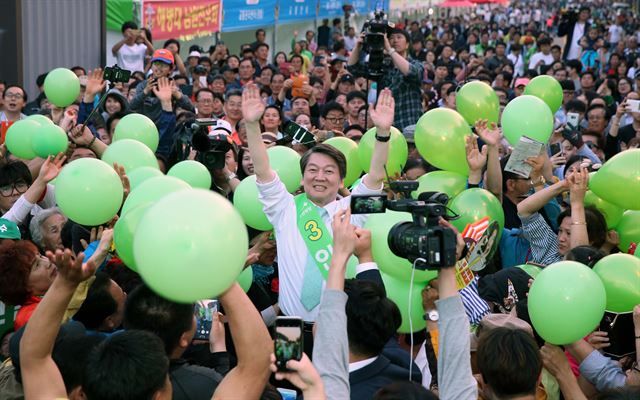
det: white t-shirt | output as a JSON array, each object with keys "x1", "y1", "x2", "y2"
[
  {"x1": 115, "y1": 43, "x2": 148, "y2": 73},
  {"x1": 344, "y1": 35, "x2": 357, "y2": 52},
  {"x1": 528, "y1": 52, "x2": 554, "y2": 70},
  {"x1": 508, "y1": 53, "x2": 525, "y2": 76},
  {"x1": 568, "y1": 22, "x2": 586, "y2": 61},
  {"x1": 608, "y1": 24, "x2": 623, "y2": 44}
]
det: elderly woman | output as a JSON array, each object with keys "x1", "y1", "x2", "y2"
[
  {"x1": 0, "y1": 231, "x2": 112, "y2": 330},
  {"x1": 29, "y1": 207, "x2": 67, "y2": 252},
  {"x1": 0, "y1": 155, "x2": 64, "y2": 227}
]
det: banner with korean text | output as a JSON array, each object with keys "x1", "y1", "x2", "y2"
[
  {"x1": 222, "y1": 0, "x2": 277, "y2": 32},
  {"x1": 143, "y1": 0, "x2": 222, "y2": 41}
]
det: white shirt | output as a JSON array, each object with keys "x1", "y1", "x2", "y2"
[
  {"x1": 2, "y1": 184, "x2": 56, "y2": 225},
  {"x1": 507, "y1": 53, "x2": 525, "y2": 76},
  {"x1": 257, "y1": 173, "x2": 383, "y2": 322},
  {"x1": 344, "y1": 35, "x2": 357, "y2": 52},
  {"x1": 115, "y1": 43, "x2": 147, "y2": 73},
  {"x1": 568, "y1": 22, "x2": 586, "y2": 61},
  {"x1": 348, "y1": 356, "x2": 378, "y2": 373},
  {"x1": 608, "y1": 24, "x2": 623, "y2": 44},
  {"x1": 414, "y1": 341, "x2": 433, "y2": 389},
  {"x1": 528, "y1": 52, "x2": 554, "y2": 70}
]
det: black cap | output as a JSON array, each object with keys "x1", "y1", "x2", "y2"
[{"x1": 339, "y1": 74, "x2": 355, "y2": 84}]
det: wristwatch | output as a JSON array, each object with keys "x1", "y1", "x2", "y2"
[
  {"x1": 375, "y1": 133, "x2": 391, "y2": 142},
  {"x1": 225, "y1": 172, "x2": 237, "y2": 182},
  {"x1": 423, "y1": 309, "x2": 439, "y2": 322}
]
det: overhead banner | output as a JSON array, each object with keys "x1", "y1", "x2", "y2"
[
  {"x1": 222, "y1": 0, "x2": 277, "y2": 32},
  {"x1": 278, "y1": 0, "x2": 316, "y2": 24},
  {"x1": 142, "y1": 0, "x2": 221, "y2": 41},
  {"x1": 318, "y1": 0, "x2": 343, "y2": 18}
]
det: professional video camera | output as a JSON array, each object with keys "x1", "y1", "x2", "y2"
[
  {"x1": 189, "y1": 118, "x2": 234, "y2": 170},
  {"x1": 348, "y1": 10, "x2": 394, "y2": 80},
  {"x1": 351, "y1": 181, "x2": 459, "y2": 270}
]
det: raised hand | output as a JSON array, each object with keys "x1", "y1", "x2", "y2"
[
  {"x1": 113, "y1": 163, "x2": 131, "y2": 200},
  {"x1": 269, "y1": 353, "x2": 325, "y2": 396},
  {"x1": 524, "y1": 152, "x2": 545, "y2": 181},
  {"x1": 567, "y1": 166, "x2": 589, "y2": 202},
  {"x1": 540, "y1": 343, "x2": 573, "y2": 379},
  {"x1": 152, "y1": 77, "x2": 173, "y2": 102},
  {"x1": 474, "y1": 119, "x2": 502, "y2": 147},
  {"x1": 369, "y1": 88, "x2": 394, "y2": 134},
  {"x1": 46, "y1": 249, "x2": 97, "y2": 287},
  {"x1": 68, "y1": 125, "x2": 96, "y2": 147},
  {"x1": 354, "y1": 228, "x2": 373, "y2": 263},
  {"x1": 331, "y1": 208, "x2": 357, "y2": 257},
  {"x1": 242, "y1": 83, "x2": 266, "y2": 123},
  {"x1": 37, "y1": 154, "x2": 66, "y2": 183},
  {"x1": 465, "y1": 135, "x2": 488, "y2": 172},
  {"x1": 85, "y1": 68, "x2": 106, "y2": 98}
]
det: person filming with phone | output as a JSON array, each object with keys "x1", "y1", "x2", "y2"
[
  {"x1": 111, "y1": 21, "x2": 153, "y2": 74},
  {"x1": 243, "y1": 82, "x2": 395, "y2": 353}
]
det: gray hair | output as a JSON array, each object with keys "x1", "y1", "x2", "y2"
[{"x1": 29, "y1": 207, "x2": 67, "y2": 248}]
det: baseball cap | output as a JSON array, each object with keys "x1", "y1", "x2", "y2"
[
  {"x1": 0, "y1": 218, "x2": 21, "y2": 239},
  {"x1": 188, "y1": 50, "x2": 201, "y2": 59},
  {"x1": 515, "y1": 77, "x2": 530, "y2": 88},
  {"x1": 151, "y1": 49, "x2": 175, "y2": 65},
  {"x1": 207, "y1": 119, "x2": 233, "y2": 136}
]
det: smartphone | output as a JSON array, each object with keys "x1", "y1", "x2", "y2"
[
  {"x1": 179, "y1": 84, "x2": 193, "y2": 97},
  {"x1": 291, "y1": 74, "x2": 308, "y2": 98},
  {"x1": 627, "y1": 99, "x2": 640, "y2": 113},
  {"x1": 350, "y1": 195, "x2": 387, "y2": 214},
  {"x1": 282, "y1": 121, "x2": 316, "y2": 145},
  {"x1": 313, "y1": 55, "x2": 324, "y2": 67},
  {"x1": 566, "y1": 112, "x2": 580, "y2": 128},
  {"x1": 276, "y1": 388, "x2": 297, "y2": 400},
  {"x1": 194, "y1": 299, "x2": 219, "y2": 340},
  {"x1": 198, "y1": 76, "x2": 208, "y2": 87},
  {"x1": 549, "y1": 142, "x2": 563, "y2": 156},
  {"x1": 274, "y1": 317, "x2": 303, "y2": 372}
]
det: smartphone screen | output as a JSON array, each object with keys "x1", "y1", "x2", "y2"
[
  {"x1": 566, "y1": 112, "x2": 580, "y2": 128},
  {"x1": 549, "y1": 142, "x2": 562, "y2": 156},
  {"x1": 350, "y1": 195, "x2": 387, "y2": 214},
  {"x1": 627, "y1": 99, "x2": 640, "y2": 113},
  {"x1": 274, "y1": 317, "x2": 303, "y2": 371},
  {"x1": 194, "y1": 299, "x2": 218, "y2": 340},
  {"x1": 283, "y1": 121, "x2": 316, "y2": 145}
]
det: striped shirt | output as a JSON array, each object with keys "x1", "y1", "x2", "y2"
[
  {"x1": 459, "y1": 276, "x2": 490, "y2": 326},
  {"x1": 520, "y1": 212, "x2": 562, "y2": 266}
]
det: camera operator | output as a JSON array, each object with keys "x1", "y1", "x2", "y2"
[
  {"x1": 558, "y1": 6, "x2": 591, "y2": 61},
  {"x1": 348, "y1": 28, "x2": 424, "y2": 131}
]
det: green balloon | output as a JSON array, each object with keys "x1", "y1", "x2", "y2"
[
  {"x1": 450, "y1": 188, "x2": 505, "y2": 236},
  {"x1": 55, "y1": 158, "x2": 124, "y2": 225},
  {"x1": 113, "y1": 204, "x2": 149, "y2": 272},
  {"x1": 32, "y1": 124, "x2": 68, "y2": 158},
  {"x1": 615, "y1": 210, "x2": 640, "y2": 254},
  {"x1": 167, "y1": 160, "x2": 212, "y2": 189},
  {"x1": 364, "y1": 210, "x2": 438, "y2": 283},
  {"x1": 358, "y1": 127, "x2": 408, "y2": 177},
  {"x1": 382, "y1": 273, "x2": 427, "y2": 333},
  {"x1": 456, "y1": 81, "x2": 500, "y2": 125},
  {"x1": 589, "y1": 149, "x2": 640, "y2": 211},
  {"x1": 134, "y1": 189, "x2": 249, "y2": 303},
  {"x1": 121, "y1": 175, "x2": 190, "y2": 216},
  {"x1": 237, "y1": 266, "x2": 253, "y2": 292},
  {"x1": 101, "y1": 139, "x2": 159, "y2": 173},
  {"x1": 233, "y1": 175, "x2": 273, "y2": 231},
  {"x1": 415, "y1": 108, "x2": 472, "y2": 176},
  {"x1": 501, "y1": 95, "x2": 554, "y2": 146},
  {"x1": 528, "y1": 261, "x2": 606, "y2": 345},
  {"x1": 43, "y1": 68, "x2": 80, "y2": 107},
  {"x1": 25, "y1": 114, "x2": 54, "y2": 125},
  {"x1": 524, "y1": 75, "x2": 563, "y2": 113},
  {"x1": 113, "y1": 113, "x2": 159, "y2": 151},
  {"x1": 584, "y1": 191, "x2": 624, "y2": 229},
  {"x1": 127, "y1": 167, "x2": 164, "y2": 190},
  {"x1": 517, "y1": 264, "x2": 543, "y2": 279},
  {"x1": 5, "y1": 120, "x2": 39, "y2": 159},
  {"x1": 412, "y1": 171, "x2": 467, "y2": 200},
  {"x1": 325, "y1": 136, "x2": 362, "y2": 187},
  {"x1": 593, "y1": 254, "x2": 640, "y2": 313},
  {"x1": 268, "y1": 146, "x2": 302, "y2": 193}
]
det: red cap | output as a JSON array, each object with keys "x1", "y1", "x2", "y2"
[{"x1": 151, "y1": 49, "x2": 175, "y2": 65}]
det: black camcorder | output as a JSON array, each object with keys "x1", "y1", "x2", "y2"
[
  {"x1": 348, "y1": 10, "x2": 394, "y2": 80},
  {"x1": 190, "y1": 118, "x2": 234, "y2": 170},
  {"x1": 351, "y1": 181, "x2": 458, "y2": 270},
  {"x1": 103, "y1": 65, "x2": 131, "y2": 83}
]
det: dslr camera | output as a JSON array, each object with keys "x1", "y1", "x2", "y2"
[
  {"x1": 348, "y1": 10, "x2": 394, "y2": 80},
  {"x1": 189, "y1": 118, "x2": 234, "y2": 170},
  {"x1": 351, "y1": 181, "x2": 458, "y2": 270}
]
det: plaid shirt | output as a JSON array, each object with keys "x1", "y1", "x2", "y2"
[{"x1": 380, "y1": 57, "x2": 424, "y2": 131}]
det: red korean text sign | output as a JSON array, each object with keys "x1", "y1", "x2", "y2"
[{"x1": 143, "y1": 0, "x2": 221, "y2": 41}]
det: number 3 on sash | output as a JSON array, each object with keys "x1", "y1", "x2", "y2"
[{"x1": 304, "y1": 220, "x2": 323, "y2": 241}]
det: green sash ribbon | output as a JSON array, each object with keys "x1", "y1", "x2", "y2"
[{"x1": 295, "y1": 193, "x2": 334, "y2": 280}]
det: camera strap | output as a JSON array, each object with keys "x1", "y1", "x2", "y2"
[{"x1": 294, "y1": 194, "x2": 335, "y2": 280}]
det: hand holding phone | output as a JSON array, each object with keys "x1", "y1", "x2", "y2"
[
  {"x1": 194, "y1": 299, "x2": 219, "y2": 340},
  {"x1": 274, "y1": 317, "x2": 303, "y2": 372}
]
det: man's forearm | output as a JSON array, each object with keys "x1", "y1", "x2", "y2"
[{"x1": 389, "y1": 52, "x2": 411, "y2": 75}]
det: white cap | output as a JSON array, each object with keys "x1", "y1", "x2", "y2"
[{"x1": 188, "y1": 51, "x2": 201, "y2": 59}]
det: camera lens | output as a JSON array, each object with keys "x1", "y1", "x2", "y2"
[{"x1": 387, "y1": 221, "x2": 416, "y2": 261}]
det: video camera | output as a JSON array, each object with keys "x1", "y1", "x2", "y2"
[
  {"x1": 103, "y1": 65, "x2": 131, "y2": 83},
  {"x1": 189, "y1": 118, "x2": 234, "y2": 170},
  {"x1": 351, "y1": 181, "x2": 459, "y2": 270},
  {"x1": 348, "y1": 10, "x2": 394, "y2": 80}
]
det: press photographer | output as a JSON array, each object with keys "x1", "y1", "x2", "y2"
[{"x1": 347, "y1": 12, "x2": 424, "y2": 131}]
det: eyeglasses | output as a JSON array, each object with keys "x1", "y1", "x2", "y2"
[
  {"x1": 325, "y1": 117, "x2": 344, "y2": 124},
  {"x1": 4, "y1": 92, "x2": 24, "y2": 100},
  {"x1": 198, "y1": 99, "x2": 214, "y2": 104},
  {"x1": 0, "y1": 181, "x2": 29, "y2": 197}
]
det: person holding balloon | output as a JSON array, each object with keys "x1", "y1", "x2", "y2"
[
  {"x1": 242, "y1": 82, "x2": 393, "y2": 330},
  {"x1": 517, "y1": 166, "x2": 609, "y2": 266}
]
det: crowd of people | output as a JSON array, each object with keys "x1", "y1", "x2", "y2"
[{"x1": 0, "y1": 0, "x2": 640, "y2": 399}]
